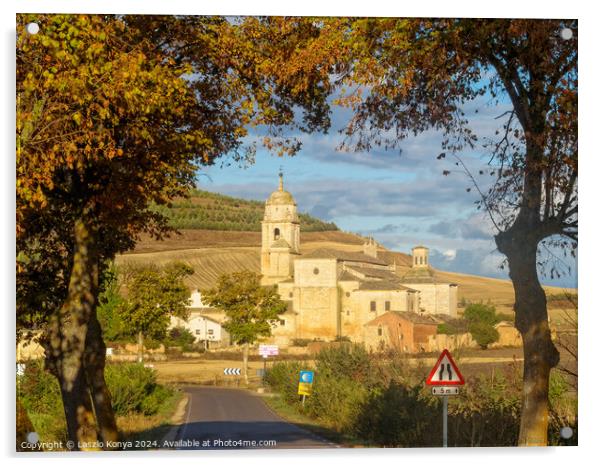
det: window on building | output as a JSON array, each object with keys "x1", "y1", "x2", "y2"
[
  {"x1": 385, "y1": 301, "x2": 391, "y2": 311},
  {"x1": 346, "y1": 291, "x2": 351, "y2": 297},
  {"x1": 195, "y1": 329, "x2": 201, "y2": 335},
  {"x1": 313, "y1": 267, "x2": 320, "y2": 275},
  {"x1": 370, "y1": 301, "x2": 376, "y2": 312},
  {"x1": 377, "y1": 326, "x2": 383, "y2": 336},
  {"x1": 274, "y1": 228, "x2": 280, "y2": 240},
  {"x1": 289, "y1": 292, "x2": 293, "y2": 298},
  {"x1": 279, "y1": 319, "x2": 286, "y2": 326},
  {"x1": 207, "y1": 329, "x2": 214, "y2": 335}
]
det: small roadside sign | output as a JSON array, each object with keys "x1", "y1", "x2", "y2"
[
  {"x1": 298, "y1": 370, "x2": 314, "y2": 397},
  {"x1": 432, "y1": 386, "x2": 459, "y2": 396},
  {"x1": 259, "y1": 344, "x2": 279, "y2": 357},
  {"x1": 426, "y1": 349, "x2": 464, "y2": 448},
  {"x1": 426, "y1": 349, "x2": 465, "y2": 386}
]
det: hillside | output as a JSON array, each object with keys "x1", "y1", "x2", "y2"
[
  {"x1": 151, "y1": 189, "x2": 339, "y2": 232},
  {"x1": 118, "y1": 229, "x2": 575, "y2": 321}
]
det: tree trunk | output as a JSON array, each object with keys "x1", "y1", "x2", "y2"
[
  {"x1": 496, "y1": 227, "x2": 560, "y2": 446},
  {"x1": 84, "y1": 311, "x2": 119, "y2": 447},
  {"x1": 46, "y1": 217, "x2": 101, "y2": 449},
  {"x1": 242, "y1": 342, "x2": 249, "y2": 385},
  {"x1": 137, "y1": 331, "x2": 144, "y2": 363}
]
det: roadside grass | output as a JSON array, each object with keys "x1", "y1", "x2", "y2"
[
  {"x1": 118, "y1": 388, "x2": 184, "y2": 446},
  {"x1": 261, "y1": 393, "x2": 367, "y2": 447}
]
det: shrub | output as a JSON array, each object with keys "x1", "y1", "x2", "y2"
[
  {"x1": 315, "y1": 344, "x2": 375, "y2": 385},
  {"x1": 164, "y1": 326, "x2": 196, "y2": 351},
  {"x1": 463, "y1": 303, "x2": 499, "y2": 326},
  {"x1": 264, "y1": 361, "x2": 305, "y2": 404},
  {"x1": 104, "y1": 363, "x2": 173, "y2": 416},
  {"x1": 306, "y1": 374, "x2": 368, "y2": 432},
  {"x1": 354, "y1": 382, "x2": 439, "y2": 447},
  {"x1": 468, "y1": 321, "x2": 500, "y2": 349},
  {"x1": 17, "y1": 361, "x2": 67, "y2": 444}
]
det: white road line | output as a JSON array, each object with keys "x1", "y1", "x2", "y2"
[{"x1": 177, "y1": 392, "x2": 193, "y2": 446}]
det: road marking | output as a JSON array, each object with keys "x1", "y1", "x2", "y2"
[{"x1": 177, "y1": 392, "x2": 193, "y2": 445}]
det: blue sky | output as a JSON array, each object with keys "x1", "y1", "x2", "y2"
[{"x1": 198, "y1": 94, "x2": 577, "y2": 290}]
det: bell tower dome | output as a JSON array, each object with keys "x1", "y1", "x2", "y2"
[{"x1": 261, "y1": 172, "x2": 300, "y2": 285}]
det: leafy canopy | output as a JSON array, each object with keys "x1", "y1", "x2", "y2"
[
  {"x1": 119, "y1": 263, "x2": 194, "y2": 340},
  {"x1": 16, "y1": 14, "x2": 335, "y2": 335},
  {"x1": 203, "y1": 271, "x2": 287, "y2": 345}
]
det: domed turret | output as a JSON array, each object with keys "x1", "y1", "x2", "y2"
[
  {"x1": 261, "y1": 172, "x2": 300, "y2": 285},
  {"x1": 266, "y1": 174, "x2": 296, "y2": 205},
  {"x1": 264, "y1": 172, "x2": 299, "y2": 223}
]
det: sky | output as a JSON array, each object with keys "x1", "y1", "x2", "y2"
[{"x1": 198, "y1": 91, "x2": 578, "y2": 290}]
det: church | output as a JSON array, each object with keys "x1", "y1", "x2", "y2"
[{"x1": 260, "y1": 173, "x2": 458, "y2": 347}]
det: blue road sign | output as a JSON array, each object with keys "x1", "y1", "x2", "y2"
[{"x1": 299, "y1": 370, "x2": 314, "y2": 384}]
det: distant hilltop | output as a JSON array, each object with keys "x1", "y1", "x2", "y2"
[{"x1": 151, "y1": 189, "x2": 339, "y2": 233}]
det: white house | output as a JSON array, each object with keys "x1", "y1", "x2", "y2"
[{"x1": 168, "y1": 290, "x2": 229, "y2": 349}]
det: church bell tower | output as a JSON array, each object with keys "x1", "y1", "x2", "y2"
[{"x1": 260, "y1": 172, "x2": 300, "y2": 285}]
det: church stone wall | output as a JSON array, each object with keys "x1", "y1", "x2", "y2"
[
  {"x1": 295, "y1": 287, "x2": 339, "y2": 340},
  {"x1": 410, "y1": 283, "x2": 457, "y2": 317},
  {"x1": 342, "y1": 290, "x2": 411, "y2": 341},
  {"x1": 294, "y1": 259, "x2": 338, "y2": 288}
]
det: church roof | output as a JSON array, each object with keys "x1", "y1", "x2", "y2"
[
  {"x1": 398, "y1": 265, "x2": 456, "y2": 286},
  {"x1": 338, "y1": 270, "x2": 359, "y2": 282},
  {"x1": 346, "y1": 266, "x2": 399, "y2": 281},
  {"x1": 266, "y1": 189, "x2": 296, "y2": 206},
  {"x1": 266, "y1": 173, "x2": 296, "y2": 206},
  {"x1": 271, "y1": 238, "x2": 291, "y2": 249},
  {"x1": 364, "y1": 311, "x2": 438, "y2": 327},
  {"x1": 301, "y1": 248, "x2": 388, "y2": 266},
  {"x1": 357, "y1": 280, "x2": 415, "y2": 291},
  {"x1": 401, "y1": 266, "x2": 437, "y2": 284}
]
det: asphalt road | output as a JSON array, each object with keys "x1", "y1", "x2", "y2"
[{"x1": 173, "y1": 386, "x2": 335, "y2": 450}]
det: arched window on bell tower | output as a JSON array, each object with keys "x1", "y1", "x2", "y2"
[{"x1": 274, "y1": 228, "x2": 280, "y2": 240}]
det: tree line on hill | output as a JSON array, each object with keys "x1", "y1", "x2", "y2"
[{"x1": 151, "y1": 190, "x2": 339, "y2": 232}]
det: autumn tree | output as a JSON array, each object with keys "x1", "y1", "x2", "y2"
[
  {"x1": 203, "y1": 271, "x2": 288, "y2": 385},
  {"x1": 16, "y1": 14, "x2": 334, "y2": 447},
  {"x1": 119, "y1": 263, "x2": 194, "y2": 362},
  {"x1": 323, "y1": 18, "x2": 577, "y2": 445}
]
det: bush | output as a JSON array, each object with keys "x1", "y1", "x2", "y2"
[
  {"x1": 17, "y1": 361, "x2": 67, "y2": 444},
  {"x1": 306, "y1": 374, "x2": 368, "y2": 432},
  {"x1": 264, "y1": 361, "x2": 305, "y2": 404},
  {"x1": 468, "y1": 321, "x2": 500, "y2": 349},
  {"x1": 105, "y1": 363, "x2": 174, "y2": 416},
  {"x1": 354, "y1": 382, "x2": 439, "y2": 447},
  {"x1": 315, "y1": 344, "x2": 375, "y2": 385},
  {"x1": 463, "y1": 303, "x2": 499, "y2": 326},
  {"x1": 164, "y1": 326, "x2": 196, "y2": 352}
]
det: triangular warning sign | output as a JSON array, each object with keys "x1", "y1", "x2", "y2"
[{"x1": 426, "y1": 349, "x2": 465, "y2": 386}]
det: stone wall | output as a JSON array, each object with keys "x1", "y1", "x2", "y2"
[
  {"x1": 426, "y1": 333, "x2": 478, "y2": 352},
  {"x1": 409, "y1": 283, "x2": 457, "y2": 317}
]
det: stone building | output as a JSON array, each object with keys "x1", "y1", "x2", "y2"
[
  {"x1": 401, "y1": 246, "x2": 458, "y2": 316},
  {"x1": 363, "y1": 311, "x2": 439, "y2": 353},
  {"x1": 260, "y1": 174, "x2": 459, "y2": 349}
]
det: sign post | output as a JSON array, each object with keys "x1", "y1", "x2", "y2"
[
  {"x1": 297, "y1": 370, "x2": 314, "y2": 407},
  {"x1": 259, "y1": 345, "x2": 278, "y2": 386},
  {"x1": 425, "y1": 349, "x2": 465, "y2": 448}
]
